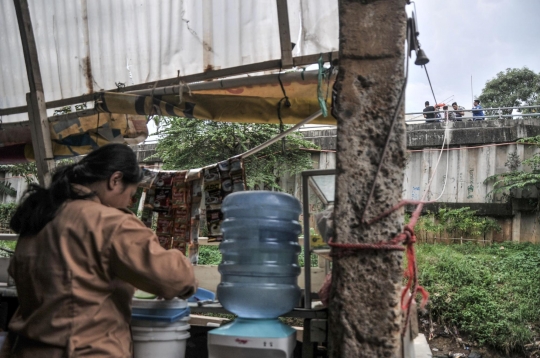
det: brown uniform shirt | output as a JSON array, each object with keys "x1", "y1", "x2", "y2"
[{"x1": 5, "y1": 188, "x2": 196, "y2": 357}]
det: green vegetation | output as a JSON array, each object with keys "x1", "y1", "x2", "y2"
[
  {"x1": 198, "y1": 245, "x2": 318, "y2": 267},
  {"x1": 478, "y1": 67, "x2": 540, "y2": 118},
  {"x1": 0, "y1": 163, "x2": 38, "y2": 184},
  {"x1": 407, "y1": 207, "x2": 501, "y2": 242},
  {"x1": 154, "y1": 116, "x2": 317, "y2": 190},
  {"x1": 485, "y1": 136, "x2": 540, "y2": 207},
  {"x1": 416, "y1": 242, "x2": 540, "y2": 354},
  {"x1": 0, "y1": 203, "x2": 18, "y2": 257},
  {"x1": 0, "y1": 203, "x2": 16, "y2": 233}
]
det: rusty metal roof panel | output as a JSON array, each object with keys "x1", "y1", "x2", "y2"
[{"x1": 0, "y1": 0, "x2": 338, "y2": 123}]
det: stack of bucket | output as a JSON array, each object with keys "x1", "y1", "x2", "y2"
[{"x1": 131, "y1": 297, "x2": 191, "y2": 358}]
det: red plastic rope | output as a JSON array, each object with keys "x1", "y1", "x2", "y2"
[{"x1": 319, "y1": 199, "x2": 429, "y2": 337}]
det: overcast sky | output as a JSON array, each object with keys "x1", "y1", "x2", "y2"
[{"x1": 405, "y1": 0, "x2": 540, "y2": 114}]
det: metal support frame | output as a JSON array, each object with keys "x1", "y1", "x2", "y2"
[
  {"x1": 301, "y1": 169, "x2": 336, "y2": 309},
  {"x1": 0, "y1": 52, "x2": 338, "y2": 118},
  {"x1": 13, "y1": 0, "x2": 54, "y2": 186},
  {"x1": 276, "y1": 0, "x2": 294, "y2": 68}
]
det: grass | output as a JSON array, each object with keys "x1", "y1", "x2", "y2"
[{"x1": 415, "y1": 242, "x2": 540, "y2": 354}]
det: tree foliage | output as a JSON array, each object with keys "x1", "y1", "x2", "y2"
[
  {"x1": 154, "y1": 117, "x2": 318, "y2": 189},
  {"x1": 0, "y1": 163, "x2": 38, "y2": 185},
  {"x1": 484, "y1": 137, "x2": 540, "y2": 204},
  {"x1": 478, "y1": 67, "x2": 540, "y2": 117}
]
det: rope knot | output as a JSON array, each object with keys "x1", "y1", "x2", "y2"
[{"x1": 403, "y1": 225, "x2": 416, "y2": 245}]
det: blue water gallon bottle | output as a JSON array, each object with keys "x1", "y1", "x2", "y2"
[{"x1": 217, "y1": 191, "x2": 302, "y2": 318}]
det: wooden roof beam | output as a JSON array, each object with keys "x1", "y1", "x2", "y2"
[{"x1": 13, "y1": 0, "x2": 54, "y2": 186}]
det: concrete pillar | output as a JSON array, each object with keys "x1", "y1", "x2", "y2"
[
  {"x1": 512, "y1": 211, "x2": 521, "y2": 242},
  {"x1": 330, "y1": 0, "x2": 407, "y2": 357}
]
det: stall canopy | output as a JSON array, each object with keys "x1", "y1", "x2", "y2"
[{"x1": 0, "y1": 0, "x2": 338, "y2": 163}]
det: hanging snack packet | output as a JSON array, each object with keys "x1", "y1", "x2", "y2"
[
  {"x1": 153, "y1": 188, "x2": 172, "y2": 212},
  {"x1": 203, "y1": 166, "x2": 220, "y2": 183},
  {"x1": 188, "y1": 242, "x2": 199, "y2": 265},
  {"x1": 141, "y1": 207, "x2": 153, "y2": 228},
  {"x1": 171, "y1": 189, "x2": 188, "y2": 208},
  {"x1": 171, "y1": 237, "x2": 187, "y2": 254},
  {"x1": 155, "y1": 172, "x2": 174, "y2": 188},
  {"x1": 157, "y1": 235, "x2": 172, "y2": 250},
  {"x1": 207, "y1": 209, "x2": 223, "y2": 237},
  {"x1": 205, "y1": 182, "x2": 222, "y2": 205},
  {"x1": 128, "y1": 187, "x2": 144, "y2": 214},
  {"x1": 218, "y1": 160, "x2": 231, "y2": 179},
  {"x1": 156, "y1": 216, "x2": 173, "y2": 235},
  {"x1": 190, "y1": 218, "x2": 200, "y2": 243},
  {"x1": 140, "y1": 168, "x2": 158, "y2": 188}
]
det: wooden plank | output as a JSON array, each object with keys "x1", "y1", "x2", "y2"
[
  {"x1": 0, "y1": 52, "x2": 338, "y2": 117},
  {"x1": 188, "y1": 314, "x2": 228, "y2": 327},
  {"x1": 276, "y1": 0, "x2": 294, "y2": 68},
  {"x1": 13, "y1": 0, "x2": 54, "y2": 186}
]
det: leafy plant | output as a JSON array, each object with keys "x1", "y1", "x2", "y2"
[
  {"x1": 408, "y1": 207, "x2": 500, "y2": 242},
  {"x1": 154, "y1": 116, "x2": 317, "y2": 190},
  {"x1": 0, "y1": 163, "x2": 37, "y2": 184},
  {"x1": 0, "y1": 182, "x2": 16, "y2": 197},
  {"x1": 485, "y1": 137, "x2": 540, "y2": 209},
  {"x1": 0, "y1": 203, "x2": 17, "y2": 233},
  {"x1": 416, "y1": 242, "x2": 540, "y2": 354},
  {"x1": 478, "y1": 67, "x2": 540, "y2": 118}
]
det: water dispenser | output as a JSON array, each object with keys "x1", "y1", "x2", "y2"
[{"x1": 208, "y1": 191, "x2": 302, "y2": 358}]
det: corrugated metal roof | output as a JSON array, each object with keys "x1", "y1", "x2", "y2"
[{"x1": 0, "y1": 0, "x2": 338, "y2": 123}]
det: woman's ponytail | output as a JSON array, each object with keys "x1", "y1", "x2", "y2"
[
  {"x1": 10, "y1": 143, "x2": 142, "y2": 237},
  {"x1": 10, "y1": 163, "x2": 93, "y2": 237}
]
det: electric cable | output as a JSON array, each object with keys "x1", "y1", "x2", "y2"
[{"x1": 423, "y1": 64, "x2": 437, "y2": 105}]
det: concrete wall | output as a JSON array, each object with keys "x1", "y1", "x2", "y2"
[{"x1": 296, "y1": 119, "x2": 540, "y2": 243}]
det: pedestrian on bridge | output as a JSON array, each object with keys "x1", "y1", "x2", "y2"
[{"x1": 472, "y1": 99, "x2": 485, "y2": 120}]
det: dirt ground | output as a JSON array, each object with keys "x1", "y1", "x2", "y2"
[{"x1": 419, "y1": 318, "x2": 532, "y2": 358}]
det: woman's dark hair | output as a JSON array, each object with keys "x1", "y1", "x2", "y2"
[{"x1": 10, "y1": 143, "x2": 143, "y2": 237}]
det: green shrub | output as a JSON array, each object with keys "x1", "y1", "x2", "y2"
[
  {"x1": 0, "y1": 203, "x2": 17, "y2": 233},
  {"x1": 416, "y1": 242, "x2": 540, "y2": 354},
  {"x1": 407, "y1": 207, "x2": 501, "y2": 242}
]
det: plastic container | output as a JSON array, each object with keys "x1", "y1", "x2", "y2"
[
  {"x1": 131, "y1": 298, "x2": 191, "y2": 358},
  {"x1": 187, "y1": 287, "x2": 216, "y2": 303},
  {"x1": 132, "y1": 320, "x2": 190, "y2": 358},
  {"x1": 217, "y1": 191, "x2": 302, "y2": 318},
  {"x1": 132, "y1": 298, "x2": 189, "y2": 323},
  {"x1": 132, "y1": 306, "x2": 190, "y2": 323}
]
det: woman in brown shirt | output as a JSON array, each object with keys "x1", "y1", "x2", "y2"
[{"x1": 2, "y1": 144, "x2": 197, "y2": 357}]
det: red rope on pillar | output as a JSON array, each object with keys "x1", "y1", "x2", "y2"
[{"x1": 318, "y1": 200, "x2": 429, "y2": 337}]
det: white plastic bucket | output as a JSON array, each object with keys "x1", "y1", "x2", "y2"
[{"x1": 132, "y1": 320, "x2": 190, "y2": 358}]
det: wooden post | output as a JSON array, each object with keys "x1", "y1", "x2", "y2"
[
  {"x1": 276, "y1": 0, "x2": 294, "y2": 68},
  {"x1": 330, "y1": 0, "x2": 407, "y2": 357},
  {"x1": 13, "y1": 0, "x2": 55, "y2": 186}
]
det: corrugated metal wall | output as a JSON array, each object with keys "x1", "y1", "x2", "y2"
[{"x1": 0, "y1": 0, "x2": 338, "y2": 123}]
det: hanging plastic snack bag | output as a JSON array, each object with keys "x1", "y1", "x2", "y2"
[
  {"x1": 171, "y1": 237, "x2": 187, "y2": 254},
  {"x1": 203, "y1": 166, "x2": 220, "y2": 183},
  {"x1": 139, "y1": 168, "x2": 158, "y2": 189},
  {"x1": 128, "y1": 187, "x2": 144, "y2": 214},
  {"x1": 153, "y1": 188, "x2": 172, "y2": 212},
  {"x1": 156, "y1": 216, "x2": 173, "y2": 235},
  {"x1": 188, "y1": 242, "x2": 199, "y2": 265},
  {"x1": 157, "y1": 235, "x2": 172, "y2": 250},
  {"x1": 155, "y1": 172, "x2": 174, "y2": 188}
]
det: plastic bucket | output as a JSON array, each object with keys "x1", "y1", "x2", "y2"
[{"x1": 132, "y1": 321, "x2": 190, "y2": 358}]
